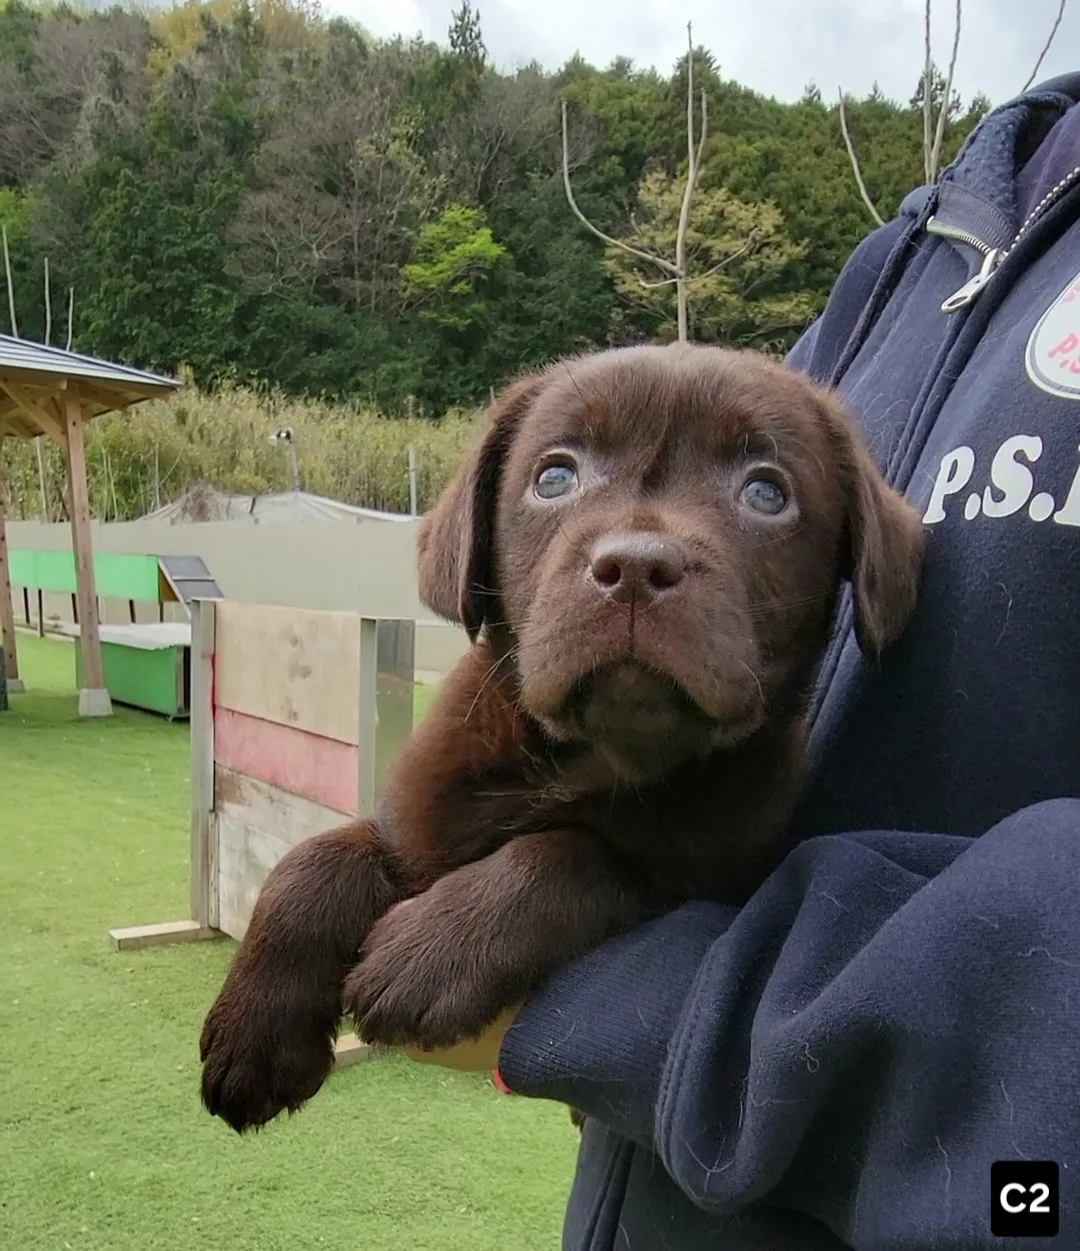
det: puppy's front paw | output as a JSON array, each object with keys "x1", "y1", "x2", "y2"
[
  {"x1": 343, "y1": 895, "x2": 513, "y2": 1051},
  {"x1": 199, "y1": 979, "x2": 339, "y2": 1134}
]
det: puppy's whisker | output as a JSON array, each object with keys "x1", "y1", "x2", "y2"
[
  {"x1": 775, "y1": 434, "x2": 826, "y2": 482},
  {"x1": 745, "y1": 591, "x2": 830, "y2": 619},
  {"x1": 560, "y1": 361, "x2": 587, "y2": 403},
  {"x1": 732, "y1": 657, "x2": 765, "y2": 708},
  {"x1": 463, "y1": 648, "x2": 518, "y2": 722}
]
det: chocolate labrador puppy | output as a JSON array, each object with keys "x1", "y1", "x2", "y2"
[{"x1": 199, "y1": 342, "x2": 924, "y2": 1134}]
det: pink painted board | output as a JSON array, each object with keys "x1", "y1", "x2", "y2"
[{"x1": 213, "y1": 704, "x2": 358, "y2": 815}]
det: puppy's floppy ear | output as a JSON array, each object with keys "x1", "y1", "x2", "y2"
[
  {"x1": 416, "y1": 371, "x2": 547, "y2": 641},
  {"x1": 815, "y1": 388, "x2": 926, "y2": 662}
]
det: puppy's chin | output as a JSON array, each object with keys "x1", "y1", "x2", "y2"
[{"x1": 534, "y1": 659, "x2": 764, "y2": 784}]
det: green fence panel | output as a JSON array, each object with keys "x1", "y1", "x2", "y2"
[{"x1": 11, "y1": 549, "x2": 162, "y2": 601}]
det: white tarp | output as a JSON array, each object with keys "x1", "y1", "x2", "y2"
[{"x1": 141, "y1": 488, "x2": 412, "y2": 525}]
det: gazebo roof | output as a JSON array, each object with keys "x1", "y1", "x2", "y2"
[{"x1": 0, "y1": 334, "x2": 179, "y2": 438}]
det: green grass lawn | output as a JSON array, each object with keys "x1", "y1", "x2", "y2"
[{"x1": 0, "y1": 634, "x2": 577, "y2": 1250}]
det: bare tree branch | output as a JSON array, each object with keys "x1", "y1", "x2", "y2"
[
  {"x1": 929, "y1": 0, "x2": 962, "y2": 183},
  {"x1": 673, "y1": 20, "x2": 702, "y2": 341},
  {"x1": 66, "y1": 287, "x2": 74, "y2": 351},
  {"x1": 635, "y1": 235, "x2": 758, "y2": 288},
  {"x1": 694, "y1": 89, "x2": 708, "y2": 173},
  {"x1": 1022, "y1": 0, "x2": 1068, "y2": 92},
  {"x1": 2, "y1": 226, "x2": 18, "y2": 338},
  {"x1": 560, "y1": 98, "x2": 677, "y2": 277},
  {"x1": 841, "y1": 0, "x2": 1064, "y2": 217},
  {"x1": 923, "y1": 0, "x2": 934, "y2": 184},
  {"x1": 837, "y1": 92, "x2": 886, "y2": 226},
  {"x1": 44, "y1": 257, "x2": 52, "y2": 345},
  {"x1": 35, "y1": 436, "x2": 49, "y2": 520},
  {"x1": 637, "y1": 273, "x2": 682, "y2": 289},
  {"x1": 562, "y1": 21, "x2": 727, "y2": 342},
  {"x1": 686, "y1": 236, "x2": 758, "y2": 283}
]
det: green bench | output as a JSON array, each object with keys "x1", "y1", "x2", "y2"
[{"x1": 11, "y1": 549, "x2": 222, "y2": 719}]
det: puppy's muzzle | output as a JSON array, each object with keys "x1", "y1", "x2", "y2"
[{"x1": 587, "y1": 532, "x2": 688, "y2": 605}]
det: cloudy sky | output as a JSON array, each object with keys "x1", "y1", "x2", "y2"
[{"x1": 329, "y1": 0, "x2": 1077, "y2": 109}]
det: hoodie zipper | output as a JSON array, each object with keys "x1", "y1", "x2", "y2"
[{"x1": 927, "y1": 162, "x2": 1080, "y2": 312}]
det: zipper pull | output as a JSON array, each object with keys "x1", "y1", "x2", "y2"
[{"x1": 941, "y1": 246, "x2": 1005, "y2": 313}]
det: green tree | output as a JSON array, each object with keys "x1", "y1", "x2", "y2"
[
  {"x1": 400, "y1": 202, "x2": 511, "y2": 407},
  {"x1": 603, "y1": 170, "x2": 815, "y2": 346}
]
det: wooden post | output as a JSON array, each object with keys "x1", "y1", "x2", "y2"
[
  {"x1": 63, "y1": 391, "x2": 111, "y2": 717},
  {"x1": 357, "y1": 616, "x2": 378, "y2": 818},
  {"x1": 107, "y1": 597, "x2": 220, "y2": 951},
  {"x1": 0, "y1": 434, "x2": 22, "y2": 693},
  {"x1": 189, "y1": 598, "x2": 218, "y2": 929}
]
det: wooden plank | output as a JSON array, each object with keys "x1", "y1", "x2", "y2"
[
  {"x1": 91, "y1": 622, "x2": 191, "y2": 649},
  {"x1": 0, "y1": 436, "x2": 19, "y2": 687},
  {"x1": 0, "y1": 368, "x2": 70, "y2": 394},
  {"x1": 190, "y1": 599, "x2": 217, "y2": 929},
  {"x1": 214, "y1": 771, "x2": 351, "y2": 940},
  {"x1": 333, "y1": 1033, "x2": 374, "y2": 1067},
  {"x1": 0, "y1": 378, "x2": 67, "y2": 446},
  {"x1": 216, "y1": 808, "x2": 291, "y2": 941},
  {"x1": 75, "y1": 380, "x2": 146, "y2": 412},
  {"x1": 214, "y1": 705, "x2": 359, "y2": 816},
  {"x1": 108, "y1": 920, "x2": 219, "y2": 950},
  {"x1": 214, "y1": 600, "x2": 361, "y2": 745},
  {"x1": 214, "y1": 767, "x2": 349, "y2": 845},
  {"x1": 64, "y1": 391, "x2": 110, "y2": 715}
]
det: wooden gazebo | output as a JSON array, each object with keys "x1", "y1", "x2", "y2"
[{"x1": 0, "y1": 335, "x2": 179, "y2": 715}]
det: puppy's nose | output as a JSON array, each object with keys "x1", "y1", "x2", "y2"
[{"x1": 588, "y1": 532, "x2": 687, "y2": 603}]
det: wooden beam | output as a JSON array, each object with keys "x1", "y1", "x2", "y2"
[
  {"x1": 74, "y1": 381, "x2": 140, "y2": 412},
  {"x1": 63, "y1": 391, "x2": 111, "y2": 717},
  {"x1": 0, "y1": 434, "x2": 22, "y2": 692},
  {"x1": 0, "y1": 368, "x2": 69, "y2": 392},
  {"x1": 1, "y1": 365, "x2": 170, "y2": 401},
  {"x1": 332, "y1": 1033, "x2": 373, "y2": 1068},
  {"x1": 108, "y1": 920, "x2": 220, "y2": 951},
  {"x1": 190, "y1": 598, "x2": 218, "y2": 930},
  {"x1": 0, "y1": 378, "x2": 67, "y2": 446}
]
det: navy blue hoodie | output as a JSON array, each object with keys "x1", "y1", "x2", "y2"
[{"x1": 498, "y1": 77, "x2": 1080, "y2": 1250}]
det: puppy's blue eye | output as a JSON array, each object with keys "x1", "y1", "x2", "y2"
[
  {"x1": 535, "y1": 462, "x2": 578, "y2": 500},
  {"x1": 741, "y1": 477, "x2": 787, "y2": 515}
]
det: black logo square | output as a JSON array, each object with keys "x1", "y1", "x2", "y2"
[{"x1": 991, "y1": 1160, "x2": 1059, "y2": 1237}]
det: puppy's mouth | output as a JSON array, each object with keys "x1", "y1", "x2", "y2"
[{"x1": 549, "y1": 659, "x2": 762, "y2": 780}]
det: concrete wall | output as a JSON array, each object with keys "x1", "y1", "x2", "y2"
[{"x1": 7, "y1": 516, "x2": 470, "y2": 679}]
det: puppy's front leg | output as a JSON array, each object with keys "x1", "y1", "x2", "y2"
[
  {"x1": 199, "y1": 820, "x2": 405, "y2": 1133},
  {"x1": 343, "y1": 831, "x2": 654, "y2": 1051}
]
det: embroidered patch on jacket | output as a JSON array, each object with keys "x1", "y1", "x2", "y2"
[{"x1": 1025, "y1": 270, "x2": 1080, "y2": 399}]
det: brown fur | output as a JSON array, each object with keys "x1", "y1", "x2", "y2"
[{"x1": 199, "y1": 343, "x2": 924, "y2": 1134}]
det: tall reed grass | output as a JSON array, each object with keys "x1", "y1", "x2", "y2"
[{"x1": 0, "y1": 384, "x2": 483, "y2": 521}]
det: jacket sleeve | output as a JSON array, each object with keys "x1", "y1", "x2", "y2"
[{"x1": 498, "y1": 798, "x2": 1080, "y2": 1244}]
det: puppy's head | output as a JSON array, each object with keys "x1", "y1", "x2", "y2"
[{"x1": 418, "y1": 344, "x2": 924, "y2": 781}]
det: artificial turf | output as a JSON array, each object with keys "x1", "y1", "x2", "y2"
[{"x1": 0, "y1": 633, "x2": 577, "y2": 1250}]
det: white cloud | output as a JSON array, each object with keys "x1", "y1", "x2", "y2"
[{"x1": 327, "y1": 0, "x2": 1079, "y2": 108}]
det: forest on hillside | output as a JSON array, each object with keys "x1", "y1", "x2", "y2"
[
  {"x1": 4, "y1": 0, "x2": 1036, "y2": 517},
  {"x1": 0, "y1": 0, "x2": 997, "y2": 415}
]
